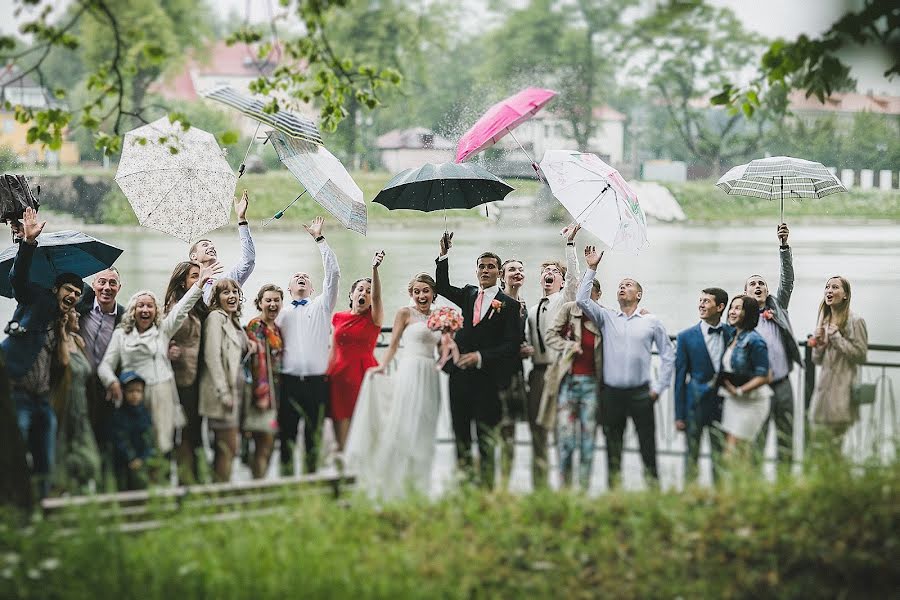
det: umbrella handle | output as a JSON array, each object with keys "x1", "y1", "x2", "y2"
[{"x1": 263, "y1": 191, "x2": 307, "y2": 227}]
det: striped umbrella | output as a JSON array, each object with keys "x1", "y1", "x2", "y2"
[
  {"x1": 716, "y1": 156, "x2": 846, "y2": 223},
  {"x1": 201, "y1": 86, "x2": 324, "y2": 146}
]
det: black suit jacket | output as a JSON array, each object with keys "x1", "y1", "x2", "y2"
[{"x1": 435, "y1": 257, "x2": 521, "y2": 385}]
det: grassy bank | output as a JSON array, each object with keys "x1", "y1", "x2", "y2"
[
  {"x1": 1, "y1": 460, "x2": 896, "y2": 599},
  {"x1": 664, "y1": 181, "x2": 900, "y2": 221}
]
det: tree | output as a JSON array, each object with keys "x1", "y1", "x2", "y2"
[
  {"x1": 629, "y1": 1, "x2": 783, "y2": 171},
  {"x1": 0, "y1": 0, "x2": 404, "y2": 154},
  {"x1": 713, "y1": 0, "x2": 899, "y2": 114}
]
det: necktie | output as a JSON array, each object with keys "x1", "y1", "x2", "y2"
[
  {"x1": 708, "y1": 326, "x2": 722, "y2": 335},
  {"x1": 535, "y1": 297, "x2": 549, "y2": 354},
  {"x1": 292, "y1": 299, "x2": 308, "y2": 307},
  {"x1": 472, "y1": 290, "x2": 485, "y2": 326}
]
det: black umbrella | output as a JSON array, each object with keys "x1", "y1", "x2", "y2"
[
  {"x1": 0, "y1": 174, "x2": 40, "y2": 224},
  {"x1": 373, "y1": 162, "x2": 513, "y2": 225},
  {"x1": 0, "y1": 230, "x2": 123, "y2": 298}
]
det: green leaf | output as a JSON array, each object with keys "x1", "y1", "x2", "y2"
[{"x1": 219, "y1": 130, "x2": 239, "y2": 145}]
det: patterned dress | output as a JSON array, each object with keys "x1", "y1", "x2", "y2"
[
  {"x1": 327, "y1": 310, "x2": 380, "y2": 420},
  {"x1": 243, "y1": 317, "x2": 283, "y2": 433}
]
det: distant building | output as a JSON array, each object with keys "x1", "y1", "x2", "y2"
[
  {"x1": 787, "y1": 90, "x2": 900, "y2": 128},
  {"x1": 0, "y1": 66, "x2": 79, "y2": 166},
  {"x1": 376, "y1": 127, "x2": 455, "y2": 172}
]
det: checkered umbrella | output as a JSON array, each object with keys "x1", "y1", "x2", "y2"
[{"x1": 716, "y1": 156, "x2": 846, "y2": 223}]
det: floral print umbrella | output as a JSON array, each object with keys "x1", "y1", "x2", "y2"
[{"x1": 115, "y1": 117, "x2": 237, "y2": 242}]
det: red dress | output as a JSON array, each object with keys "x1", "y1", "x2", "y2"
[{"x1": 327, "y1": 310, "x2": 380, "y2": 420}]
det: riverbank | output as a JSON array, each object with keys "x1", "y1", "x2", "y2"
[
  {"x1": 21, "y1": 168, "x2": 900, "y2": 226},
  {"x1": 1, "y1": 459, "x2": 895, "y2": 599}
]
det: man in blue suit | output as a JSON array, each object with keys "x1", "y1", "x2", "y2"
[{"x1": 674, "y1": 287, "x2": 733, "y2": 483}]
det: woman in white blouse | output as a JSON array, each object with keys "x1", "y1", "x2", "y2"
[{"x1": 99, "y1": 262, "x2": 219, "y2": 458}]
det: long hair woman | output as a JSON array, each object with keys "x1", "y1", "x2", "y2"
[
  {"x1": 808, "y1": 276, "x2": 868, "y2": 448},
  {"x1": 243, "y1": 284, "x2": 284, "y2": 479},
  {"x1": 327, "y1": 251, "x2": 385, "y2": 452},
  {"x1": 199, "y1": 278, "x2": 248, "y2": 483},
  {"x1": 718, "y1": 295, "x2": 772, "y2": 457},
  {"x1": 164, "y1": 261, "x2": 210, "y2": 484}
]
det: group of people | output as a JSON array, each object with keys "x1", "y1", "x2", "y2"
[{"x1": 2, "y1": 193, "x2": 869, "y2": 502}]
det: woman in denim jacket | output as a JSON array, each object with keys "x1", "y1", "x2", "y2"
[{"x1": 719, "y1": 295, "x2": 772, "y2": 454}]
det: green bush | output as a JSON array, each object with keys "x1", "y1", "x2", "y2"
[
  {"x1": 1, "y1": 458, "x2": 896, "y2": 599},
  {"x1": 0, "y1": 145, "x2": 22, "y2": 171}
]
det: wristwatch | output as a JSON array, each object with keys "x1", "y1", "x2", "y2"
[
  {"x1": 238, "y1": 220, "x2": 248, "y2": 226},
  {"x1": 315, "y1": 235, "x2": 325, "y2": 243}
]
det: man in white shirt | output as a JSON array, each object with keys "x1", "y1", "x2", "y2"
[
  {"x1": 523, "y1": 224, "x2": 580, "y2": 488},
  {"x1": 188, "y1": 190, "x2": 256, "y2": 302},
  {"x1": 275, "y1": 216, "x2": 340, "y2": 476}
]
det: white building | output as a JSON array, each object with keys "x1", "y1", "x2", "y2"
[{"x1": 376, "y1": 127, "x2": 455, "y2": 173}]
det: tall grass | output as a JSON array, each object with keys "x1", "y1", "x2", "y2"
[{"x1": 1, "y1": 456, "x2": 896, "y2": 599}]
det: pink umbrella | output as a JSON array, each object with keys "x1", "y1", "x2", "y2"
[{"x1": 455, "y1": 87, "x2": 557, "y2": 178}]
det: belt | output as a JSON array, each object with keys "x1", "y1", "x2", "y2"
[
  {"x1": 771, "y1": 375, "x2": 790, "y2": 386},
  {"x1": 605, "y1": 383, "x2": 650, "y2": 394}
]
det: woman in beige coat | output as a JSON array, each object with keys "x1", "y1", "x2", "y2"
[
  {"x1": 539, "y1": 279, "x2": 604, "y2": 489},
  {"x1": 199, "y1": 278, "x2": 249, "y2": 482},
  {"x1": 809, "y1": 276, "x2": 868, "y2": 447}
]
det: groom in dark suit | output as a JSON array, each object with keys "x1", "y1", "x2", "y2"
[
  {"x1": 674, "y1": 287, "x2": 734, "y2": 483},
  {"x1": 436, "y1": 232, "x2": 521, "y2": 488}
]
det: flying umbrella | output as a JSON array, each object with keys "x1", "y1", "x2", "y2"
[
  {"x1": 716, "y1": 156, "x2": 847, "y2": 223},
  {"x1": 266, "y1": 131, "x2": 367, "y2": 235},
  {"x1": 0, "y1": 230, "x2": 123, "y2": 298},
  {"x1": 373, "y1": 162, "x2": 513, "y2": 229},
  {"x1": 115, "y1": 117, "x2": 237, "y2": 243},
  {"x1": 0, "y1": 174, "x2": 40, "y2": 225},
  {"x1": 540, "y1": 150, "x2": 648, "y2": 253},
  {"x1": 455, "y1": 87, "x2": 557, "y2": 178}
]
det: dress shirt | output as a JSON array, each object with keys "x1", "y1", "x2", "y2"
[
  {"x1": 276, "y1": 239, "x2": 340, "y2": 377},
  {"x1": 700, "y1": 320, "x2": 725, "y2": 374},
  {"x1": 203, "y1": 223, "x2": 256, "y2": 302},
  {"x1": 80, "y1": 298, "x2": 118, "y2": 368},
  {"x1": 526, "y1": 244, "x2": 579, "y2": 365},
  {"x1": 755, "y1": 312, "x2": 789, "y2": 380},
  {"x1": 576, "y1": 269, "x2": 675, "y2": 395}
]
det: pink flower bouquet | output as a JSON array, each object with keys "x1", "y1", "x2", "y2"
[{"x1": 427, "y1": 307, "x2": 463, "y2": 369}]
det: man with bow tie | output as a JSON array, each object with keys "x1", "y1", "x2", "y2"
[
  {"x1": 275, "y1": 216, "x2": 340, "y2": 476},
  {"x1": 674, "y1": 287, "x2": 734, "y2": 484}
]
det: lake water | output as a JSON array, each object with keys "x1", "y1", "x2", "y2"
[{"x1": 2, "y1": 221, "x2": 897, "y2": 491}]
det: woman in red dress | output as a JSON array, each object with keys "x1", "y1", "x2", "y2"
[{"x1": 327, "y1": 250, "x2": 385, "y2": 450}]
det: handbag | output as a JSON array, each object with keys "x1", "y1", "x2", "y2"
[{"x1": 851, "y1": 382, "x2": 876, "y2": 406}]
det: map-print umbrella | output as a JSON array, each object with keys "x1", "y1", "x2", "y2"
[
  {"x1": 716, "y1": 155, "x2": 847, "y2": 223},
  {"x1": 267, "y1": 131, "x2": 367, "y2": 235},
  {"x1": 115, "y1": 117, "x2": 237, "y2": 243},
  {"x1": 540, "y1": 149, "x2": 648, "y2": 253},
  {"x1": 0, "y1": 230, "x2": 123, "y2": 298}
]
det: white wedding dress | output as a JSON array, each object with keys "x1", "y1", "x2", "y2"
[{"x1": 345, "y1": 309, "x2": 447, "y2": 501}]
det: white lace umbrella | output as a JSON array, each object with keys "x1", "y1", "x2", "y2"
[
  {"x1": 115, "y1": 117, "x2": 237, "y2": 242},
  {"x1": 716, "y1": 155, "x2": 846, "y2": 223},
  {"x1": 540, "y1": 149, "x2": 648, "y2": 253}
]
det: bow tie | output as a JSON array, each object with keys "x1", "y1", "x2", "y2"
[
  {"x1": 292, "y1": 299, "x2": 309, "y2": 307},
  {"x1": 708, "y1": 326, "x2": 723, "y2": 335}
]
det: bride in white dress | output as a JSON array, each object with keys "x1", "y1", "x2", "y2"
[{"x1": 345, "y1": 273, "x2": 445, "y2": 501}]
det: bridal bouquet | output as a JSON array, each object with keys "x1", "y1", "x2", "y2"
[{"x1": 427, "y1": 307, "x2": 463, "y2": 369}]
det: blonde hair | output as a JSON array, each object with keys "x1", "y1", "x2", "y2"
[
  {"x1": 119, "y1": 291, "x2": 162, "y2": 334},
  {"x1": 407, "y1": 273, "x2": 437, "y2": 298},
  {"x1": 208, "y1": 278, "x2": 243, "y2": 319},
  {"x1": 818, "y1": 276, "x2": 851, "y2": 333}
]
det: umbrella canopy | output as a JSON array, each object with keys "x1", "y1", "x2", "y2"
[
  {"x1": 540, "y1": 150, "x2": 648, "y2": 253},
  {"x1": 115, "y1": 117, "x2": 237, "y2": 243},
  {"x1": 202, "y1": 86, "x2": 324, "y2": 146},
  {"x1": 268, "y1": 131, "x2": 367, "y2": 235},
  {"x1": 716, "y1": 156, "x2": 847, "y2": 222},
  {"x1": 0, "y1": 230, "x2": 123, "y2": 298},
  {"x1": 373, "y1": 162, "x2": 513, "y2": 213},
  {"x1": 0, "y1": 174, "x2": 40, "y2": 224},
  {"x1": 455, "y1": 87, "x2": 557, "y2": 164}
]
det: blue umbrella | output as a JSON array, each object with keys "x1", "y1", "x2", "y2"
[{"x1": 0, "y1": 230, "x2": 123, "y2": 298}]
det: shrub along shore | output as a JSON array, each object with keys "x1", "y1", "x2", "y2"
[
  {"x1": 23, "y1": 169, "x2": 900, "y2": 228},
  {"x1": 1, "y1": 459, "x2": 896, "y2": 599}
]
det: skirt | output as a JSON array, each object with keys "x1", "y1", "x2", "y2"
[{"x1": 721, "y1": 385, "x2": 771, "y2": 441}]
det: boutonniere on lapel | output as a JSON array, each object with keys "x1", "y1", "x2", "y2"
[
  {"x1": 486, "y1": 298, "x2": 503, "y2": 319},
  {"x1": 761, "y1": 309, "x2": 775, "y2": 321}
]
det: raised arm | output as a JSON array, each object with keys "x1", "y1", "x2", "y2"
[
  {"x1": 561, "y1": 224, "x2": 581, "y2": 302},
  {"x1": 776, "y1": 224, "x2": 794, "y2": 309},
  {"x1": 9, "y1": 207, "x2": 45, "y2": 304},
  {"x1": 160, "y1": 280, "x2": 206, "y2": 339},
  {"x1": 224, "y1": 190, "x2": 256, "y2": 286},
  {"x1": 434, "y1": 232, "x2": 467, "y2": 307},
  {"x1": 575, "y1": 245, "x2": 606, "y2": 328},
  {"x1": 371, "y1": 250, "x2": 385, "y2": 327},
  {"x1": 303, "y1": 217, "x2": 341, "y2": 314}
]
